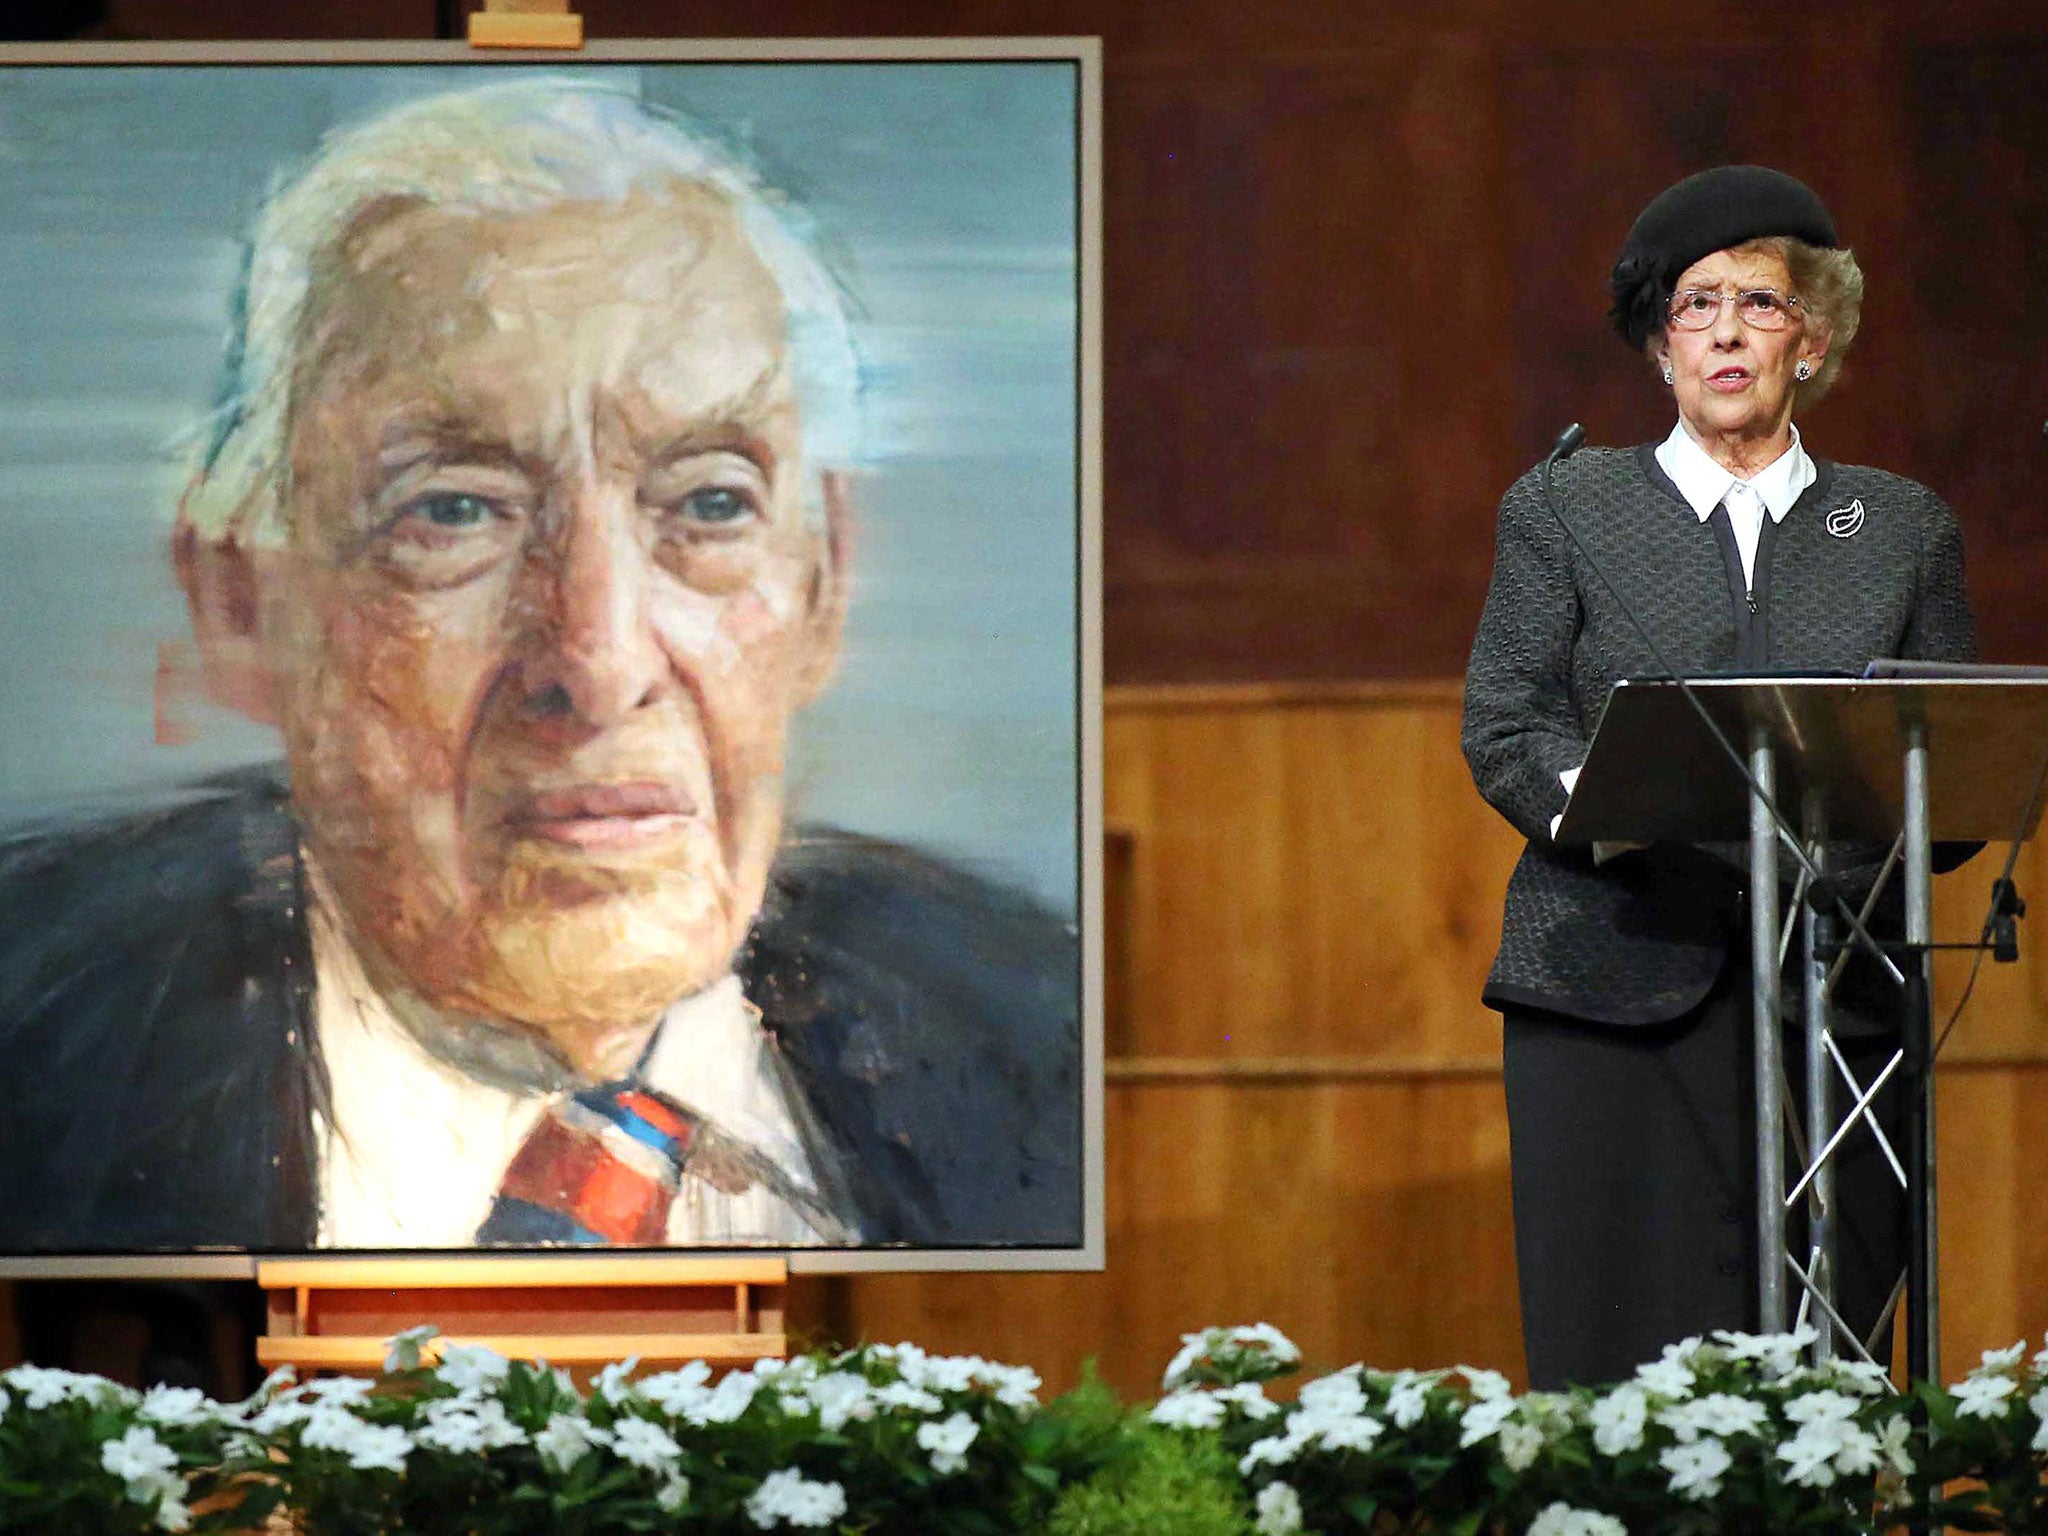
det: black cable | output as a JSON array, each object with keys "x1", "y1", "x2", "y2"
[{"x1": 1933, "y1": 734, "x2": 2048, "y2": 1059}]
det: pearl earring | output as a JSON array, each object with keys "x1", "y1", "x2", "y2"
[
  {"x1": 1662, "y1": 364, "x2": 1674, "y2": 385},
  {"x1": 1796, "y1": 360, "x2": 1814, "y2": 382}
]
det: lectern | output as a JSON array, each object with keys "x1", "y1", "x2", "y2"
[{"x1": 1556, "y1": 674, "x2": 2048, "y2": 1382}]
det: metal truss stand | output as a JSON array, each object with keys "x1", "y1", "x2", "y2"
[{"x1": 1558, "y1": 675, "x2": 2048, "y2": 1382}]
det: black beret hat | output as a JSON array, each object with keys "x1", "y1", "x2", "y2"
[{"x1": 1608, "y1": 166, "x2": 1837, "y2": 350}]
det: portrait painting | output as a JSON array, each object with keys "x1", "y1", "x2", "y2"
[{"x1": 0, "y1": 45, "x2": 1098, "y2": 1266}]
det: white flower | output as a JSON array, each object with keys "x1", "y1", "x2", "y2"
[
  {"x1": 1978, "y1": 1342, "x2": 2026, "y2": 1372},
  {"x1": 1527, "y1": 1500, "x2": 1627, "y2": 1536},
  {"x1": 417, "y1": 1398, "x2": 527, "y2": 1454},
  {"x1": 1384, "y1": 1371, "x2": 1435, "y2": 1428},
  {"x1": 1215, "y1": 1383, "x2": 1283, "y2": 1421},
  {"x1": 246, "y1": 1398, "x2": 317, "y2": 1434},
  {"x1": 536, "y1": 1413, "x2": 603, "y2": 1473},
  {"x1": 1297, "y1": 1368, "x2": 1367, "y2": 1419},
  {"x1": 746, "y1": 1468, "x2": 848, "y2": 1529},
  {"x1": 1659, "y1": 1436, "x2": 1732, "y2": 1501},
  {"x1": 689, "y1": 1371, "x2": 760, "y2": 1426},
  {"x1": 1232, "y1": 1324, "x2": 1303, "y2": 1362},
  {"x1": 1878, "y1": 1413, "x2": 1917, "y2": 1475},
  {"x1": 251, "y1": 1365, "x2": 298, "y2": 1400},
  {"x1": 383, "y1": 1324, "x2": 439, "y2": 1372},
  {"x1": 436, "y1": 1343, "x2": 511, "y2": 1396},
  {"x1": 1632, "y1": 1358, "x2": 1695, "y2": 1399},
  {"x1": 1829, "y1": 1424, "x2": 1883, "y2": 1476},
  {"x1": 917, "y1": 1410, "x2": 979, "y2": 1474},
  {"x1": 976, "y1": 1361, "x2": 1043, "y2": 1411},
  {"x1": 1254, "y1": 1481, "x2": 1304, "y2": 1535},
  {"x1": 1239, "y1": 1433, "x2": 1301, "y2": 1473},
  {"x1": 139, "y1": 1386, "x2": 218, "y2": 1427},
  {"x1": 639, "y1": 1362, "x2": 715, "y2": 1415},
  {"x1": 875, "y1": 1381, "x2": 945, "y2": 1416},
  {"x1": 1500, "y1": 1419, "x2": 1545, "y2": 1472},
  {"x1": 102, "y1": 1425, "x2": 179, "y2": 1488},
  {"x1": 1818, "y1": 1358, "x2": 1893, "y2": 1397},
  {"x1": 301, "y1": 1377, "x2": 375, "y2": 1407},
  {"x1": 801, "y1": 1371, "x2": 878, "y2": 1432},
  {"x1": 611, "y1": 1416, "x2": 684, "y2": 1470},
  {"x1": 300, "y1": 1404, "x2": 414, "y2": 1473},
  {"x1": 1162, "y1": 1324, "x2": 1299, "y2": 1389},
  {"x1": 154, "y1": 1492, "x2": 193, "y2": 1532},
  {"x1": 1711, "y1": 1326, "x2": 1817, "y2": 1377},
  {"x1": 593, "y1": 1358, "x2": 641, "y2": 1405},
  {"x1": 0, "y1": 1384, "x2": 9, "y2": 1416},
  {"x1": 1952, "y1": 1375, "x2": 2018, "y2": 1419},
  {"x1": 1660, "y1": 1335, "x2": 1705, "y2": 1363},
  {"x1": 1589, "y1": 1385, "x2": 1648, "y2": 1456},
  {"x1": 1776, "y1": 1426, "x2": 1843, "y2": 1487},
  {"x1": 346, "y1": 1424, "x2": 412, "y2": 1474},
  {"x1": 6, "y1": 1364, "x2": 104, "y2": 1410},
  {"x1": 1310, "y1": 1413, "x2": 1384, "y2": 1454},
  {"x1": 1458, "y1": 1365, "x2": 1512, "y2": 1400},
  {"x1": 1150, "y1": 1390, "x2": 1228, "y2": 1430},
  {"x1": 1459, "y1": 1395, "x2": 1516, "y2": 1447},
  {"x1": 415, "y1": 1411, "x2": 489, "y2": 1455},
  {"x1": 658, "y1": 1472, "x2": 692, "y2": 1513},
  {"x1": 2029, "y1": 1387, "x2": 2048, "y2": 1454},
  {"x1": 1658, "y1": 1392, "x2": 1769, "y2": 1442},
  {"x1": 910, "y1": 1354, "x2": 983, "y2": 1393},
  {"x1": 1784, "y1": 1389, "x2": 1860, "y2": 1427}
]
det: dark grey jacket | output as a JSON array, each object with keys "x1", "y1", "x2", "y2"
[
  {"x1": 0, "y1": 772, "x2": 1081, "y2": 1254},
  {"x1": 1463, "y1": 444, "x2": 1976, "y2": 1025}
]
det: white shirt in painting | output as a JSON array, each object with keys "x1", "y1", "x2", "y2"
[
  {"x1": 1654, "y1": 418, "x2": 1817, "y2": 589},
  {"x1": 308, "y1": 889, "x2": 829, "y2": 1249}
]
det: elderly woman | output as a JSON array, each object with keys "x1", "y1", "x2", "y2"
[{"x1": 1462, "y1": 167, "x2": 1976, "y2": 1389}]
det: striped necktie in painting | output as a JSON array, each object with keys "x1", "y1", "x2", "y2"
[
  {"x1": 479, "y1": 1081, "x2": 720, "y2": 1245},
  {"x1": 476, "y1": 1080, "x2": 852, "y2": 1245}
]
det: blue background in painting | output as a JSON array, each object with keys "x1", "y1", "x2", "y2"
[{"x1": 0, "y1": 61, "x2": 1079, "y2": 914}]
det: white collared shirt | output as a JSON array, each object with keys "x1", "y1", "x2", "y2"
[
  {"x1": 1654, "y1": 420, "x2": 1817, "y2": 589},
  {"x1": 310, "y1": 892, "x2": 828, "y2": 1249}
]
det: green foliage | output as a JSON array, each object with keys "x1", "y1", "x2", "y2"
[
  {"x1": 1045, "y1": 1422, "x2": 1251, "y2": 1536},
  {"x1": 7, "y1": 1325, "x2": 2048, "y2": 1536}
]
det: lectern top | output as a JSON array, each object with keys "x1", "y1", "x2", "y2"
[{"x1": 1554, "y1": 675, "x2": 2048, "y2": 845}]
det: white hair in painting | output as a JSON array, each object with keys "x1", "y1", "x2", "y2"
[{"x1": 181, "y1": 78, "x2": 863, "y2": 543}]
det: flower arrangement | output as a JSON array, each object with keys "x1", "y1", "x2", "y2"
[{"x1": 3, "y1": 1322, "x2": 2048, "y2": 1534}]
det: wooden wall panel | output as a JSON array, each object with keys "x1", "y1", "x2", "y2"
[
  {"x1": 1936, "y1": 1065, "x2": 2048, "y2": 1364},
  {"x1": 1103, "y1": 682, "x2": 1522, "y2": 1062},
  {"x1": 834, "y1": 1076, "x2": 1523, "y2": 1396}
]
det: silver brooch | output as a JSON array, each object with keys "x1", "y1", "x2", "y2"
[{"x1": 1825, "y1": 499, "x2": 1865, "y2": 539}]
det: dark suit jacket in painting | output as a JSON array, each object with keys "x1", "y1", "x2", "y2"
[
  {"x1": 1462, "y1": 444, "x2": 1977, "y2": 1026},
  {"x1": 0, "y1": 771, "x2": 1082, "y2": 1254}
]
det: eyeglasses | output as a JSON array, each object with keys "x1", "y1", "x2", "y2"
[{"x1": 1666, "y1": 288, "x2": 1805, "y2": 332}]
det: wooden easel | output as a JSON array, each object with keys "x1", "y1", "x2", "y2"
[
  {"x1": 467, "y1": 0, "x2": 583, "y2": 50},
  {"x1": 256, "y1": 1257, "x2": 788, "y2": 1375}
]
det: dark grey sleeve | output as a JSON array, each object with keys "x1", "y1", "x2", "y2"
[
  {"x1": 1462, "y1": 467, "x2": 1589, "y2": 843},
  {"x1": 1900, "y1": 491, "x2": 1978, "y2": 663}
]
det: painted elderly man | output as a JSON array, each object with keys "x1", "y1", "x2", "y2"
[{"x1": 0, "y1": 84, "x2": 1079, "y2": 1252}]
